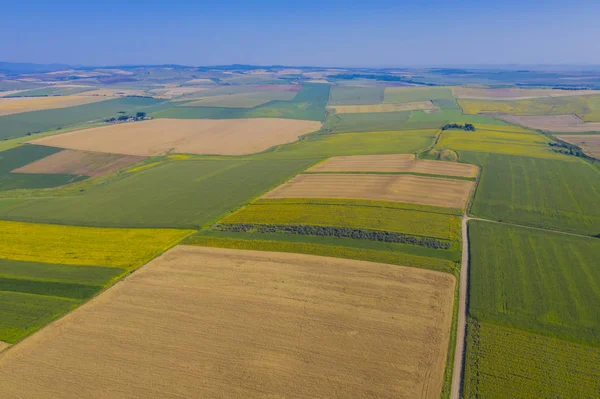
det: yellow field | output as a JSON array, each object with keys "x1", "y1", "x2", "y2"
[
  {"x1": 0, "y1": 220, "x2": 192, "y2": 267},
  {"x1": 328, "y1": 101, "x2": 437, "y2": 114},
  {"x1": 0, "y1": 96, "x2": 110, "y2": 116},
  {"x1": 0, "y1": 246, "x2": 455, "y2": 398}
]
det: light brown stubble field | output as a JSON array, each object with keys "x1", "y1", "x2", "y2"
[
  {"x1": 12, "y1": 149, "x2": 146, "y2": 177},
  {"x1": 29, "y1": 118, "x2": 322, "y2": 156},
  {"x1": 495, "y1": 114, "x2": 600, "y2": 132},
  {"x1": 555, "y1": 134, "x2": 600, "y2": 158},
  {"x1": 262, "y1": 173, "x2": 473, "y2": 208},
  {"x1": 453, "y1": 87, "x2": 600, "y2": 100},
  {"x1": 0, "y1": 246, "x2": 455, "y2": 399},
  {"x1": 328, "y1": 101, "x2": 437, "y2": 114},
  {"x1": 0, "y1": 95, "x2": 111, "y2": 116},
  {"x1": 308, "y1": 154, "x2": 477, "y2": 177}
]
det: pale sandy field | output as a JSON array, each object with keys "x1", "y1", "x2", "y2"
[
  {"x1": 0, "y1": 342, "x2": 9, "y2": 352},
  {"x1": 0, "y1": 246, "x2": 455, "y2": 399},
  {"x1": 329, "y1": 101, "x2": 437, "y2": 114},
  {"x1": 556, "y1": 134, "x2": 600, "y2": 158},
  {"x1": 263, "y1": 173, "x2": 473, "y2": 208},
  {"x1": 12, "y1": 149, "x2": 145, "y2": 177},
  {"x1": 0, "y1": 95, "x2": 111, "y2": 116},
  {"x1": 30, "y1": 118, "x2": 322, "y2": 156},
  {"x1": 454, "y1": 87, "x2": 600, "y2": 100},
  {"x1": 496, "y1": 114, "x2": 600, "y2": 132},
  {"x1": 308, "y1": 154, "x2": 478, "y2": 177}
]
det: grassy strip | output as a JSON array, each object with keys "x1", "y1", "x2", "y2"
[
  {"x1": 185, "y1": 235, "x2": 457, "y2": 274},
  {"x1": 0, "y1": 277, "x2": 101, "y2": 299},
  {"x1": 303, "y1": 170, "x2": 476, "y2": 181},
  {"x1": 0, "y1": 259, "x2": 125, "y2": 285}
]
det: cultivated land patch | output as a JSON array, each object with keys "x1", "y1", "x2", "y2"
[
  {"x1": 328, "y1": 101, "x2": 437, "y2": 114},
  {"x1": 0, "y1": 95, "x2": 109, "y2": 116},
  {"x1": 0, "y1": 220, "x2": 192, "y2": 267},
  {"x1": 327, "y1": 86, "x2": 385, "y2": 105},
  {"x1": 262, "y1": 174, "x2": 474, "y2": 208},
  {"x1": 0, "y1": 342, "x2": 8, "y2": 352},
  {"x1": 555, "y1": 134, "x2": 600, "y2": 158},
  {"x1": 180, "y1": 91, "x2": 297, "y2": 108},
  {"x1": 30, "y1": 118, "x2": 322, "y2": 156},
  {"x1": 453, "y1": 87, "x2": 600, "y2": 100},
  {"x1": 0, "y1": 246, "x2": 455, "y2": 398},
  {"x1": 383, "y1": 87, "x2": 456, "y2": 104},
  {"x1": 12, "y1": 149, "x2": 145, "y2": 177},
  {"x1": 496, "y1": 114, "x2": 600, "y2": 132},
  {"x1": 308, "y1": 154, "x2": 477, "y2": 177}
]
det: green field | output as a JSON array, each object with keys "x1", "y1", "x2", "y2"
[
  {"x1": 383, "y1": 86, "x2": 456, "y2": 103},
  {"x1": 0, "y1": 97, "x2": 167, "y2": 140},
  {"x1": 463, "y1": 152, "x2": 600, "y2": 234},
  {"x1": 328, "y1": 86, "x2": 385, "y2": 105},
  {"x1": 463, "y1": 320, "x2": 600, "y2": 399},
  {"x1": 5, "y1": 86, "x2": 94, "y2": 97},
  {"x1": 220, "y1": 200, "x2": 461, "y2": 240},
  {"x1": 0, "y1": 158, "x2": 317, "y2": 228},
  {"x1": 0, "y1": 145, "x2": 86, "y2": 191},
  {"x1": 181, "y1": 91, "x2": 296, "y2": 108},
  {"x1": 460, "y1": 94, "x2": 600, "y2": 122},
  {"x1": 0, "y1": 259, "x2": 124, "y2": 285},
  {"x1": 468, "y1": 221, "x2": 600, "y2": 345},
  {"x1": 323, "y1": 111, "x2": 412, "y2": 132}
]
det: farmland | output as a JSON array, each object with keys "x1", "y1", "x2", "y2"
[
  {"x1": 329, "y1": 101, "x2": 437, "y2": 114},
  {"x1": 453, "y1": 86, "x2": 600, "y2": 100},
  {"x1": 262, "y1": 173, "x2": 474, "y2": 209},
  {"x1": 556, "y1": 134, "x2": 600, "y2": 158},
  {"x1": 0, "y1": 95, "x2": 109, "y2": 116},
  {"x1": 462, "y1": 152, "x2": 600, "y2": 234},
  {"x1": 496, "y1": 113, "x2": 600, "y2": 132},
  {"x1": 308, "y1": 154, "x2": 477, "y2": 177},
  {"x1": 384, "y1": 87, "x2": 456, "y2": 104},
  {"x1": 31, "y1": 118, "x2": 321, "y2": 156},
  {"x1": 463, "y1": 320, "x2": 600, "y2": 399},
  {"x1": 4, "y1": 86, "x2": 95, "y2": 97},
  {"x1": 0, "y1": 158, "x2": 317, "y2": 228},
  {"x1": 0, "y1": 246, "x2": 455, "y2": 398},
  {"x1": 328, "y1": 86, "x2": 384, "y2": 105},
  {"x1": 181, "y1": 90, "x2": 296, "y2": 107},
  {"x1": 459, "y1": 95, "x2": 600, "y2": 121}
]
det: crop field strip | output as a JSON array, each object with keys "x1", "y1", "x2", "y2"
[
  {"x1": 327, "y1": 86, "x2": 385, "y2": 105},
  {"x1": 462, "y1": 151, "x2": 600, "y2": 235},
  {"x1": 0, "y1": 95, "x2": 110, "y2": 116},
  {"x1": 383, "y1": 87, "x2": 456, "y2": 104},
  {"x1": 328, "y1": 101, "x2": 437, "y2": 114},
  {"x1": 12, "y1": 149, "x2": 146, "y2": 177},
  {"x1": 308, "y1": 154, "x2": 478, "y2": 177},
  {"x1": 555, "y1": 134, "x2": 600, "y2": 158},
  {"x1": 179, "y1": 90, "x2": 297, "y2": 108},
  {"x1": 496, "y1": 113, "x2": 600, "y2": 133},
  {"x1": 262, "y1": 173, "x2": 474, "y2": 209},
  {"x1": 453, "y1": 87, "x2": 600, "y2": 100},
  {"x1": 30, "y1": 118, "x2": 321, "y2": 156},
  {"x1": 0, "y1": 246, "x2": 455, "y2": 398},
  {"x1": 4, "y1": 86, "x2": 95, "y2": 98}
]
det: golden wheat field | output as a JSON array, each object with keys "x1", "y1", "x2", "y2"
[
  {"x1": 30, "y1": 118, "x2": 322, "y2": 156},
  {"x1": 0, "y1": 95, "x2": 110, "y2": 116},
  {"x1": 0, "y1": 246, "x2": 455, "y2": 399},
  {"x1": 308, "y1": 154, "x2": 478, "y2": 177},
  {"x1": 262, "y1": 173, "x2": 474, "y2": 208}
]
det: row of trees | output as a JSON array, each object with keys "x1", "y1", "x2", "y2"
[
  {"x1": 442, "y1": 123, "x2": 476, "y2": 131},
  {"x1": 215, "y1": 223, "x2": 451, "y2": 249},
  {"x1": 104, "y1": 112, "x2": 147, "y2": 123}
]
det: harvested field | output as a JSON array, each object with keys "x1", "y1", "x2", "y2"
[
  {"x1": 555, "y1": 134, "x2": 600, "y2": 158},
  {"x1": 0, "y1": 342, "x2": 9, "y2": 352},
  {"x1": 454, "y1": 87, "x2": 600, "y2": 100},
  {"x1": 0, "y1": 246, "x2": 455, "y2": 399},
  {"x1": 83, "y1": 89, "x2": 148, "y2": 97},
  {"x1": 0, "y1": 96, "x2": 111, "y2": 116},
  {"x1": 180, "y1": 91, "x2": 297, "y2": 108},
  {"x1": 496, "y1": 114, "x2": 600, "y2": 132},
  {"x1": 262, "y1": 174, "x2": 474, "y2": 208},
  {"x1": 30, "y1": 118, "x2": 322, "y2": 156},
  {"x1": 308, "y1": 154, "x2": 477, "y2": 177},
  {"x1": 149, "y1": 87, "x2": 208, "y2": 98},
  {"x1": 329, "y1": 101, "x2": 437, "y2": 114},
  {"x1": 12, "y1": 149, "x2": 145, "y2": 177}
]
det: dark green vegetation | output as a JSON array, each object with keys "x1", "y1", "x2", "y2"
[
  {"x1": 462, "y1": 152, "x2": 600, "y2": 235},
  {"x1": 0, "y1": 145, "x2": 86, "y2": 191},
  {"x1": 328, "y1": 86, "x2": 385, "y2": 105},
  {"x1": 442, "y1": 123, "x2": 475, "y2": 131},
  {"x1": 5, "y1": 86, "x2": 94, "y2": 97},
  {"x1": 0, "y1": 259, "x2": 125, "y2": 343},
  {"x1": 153, "y1": 83, "x2": 330, "y2": 121},
  {"x1": 0, "y1": 158, "x2": 317, "y2": 228},
  {"x1": 0, "y1": 97, "x2": 167, "y2": 140},
  {"x1": 463, "y1": 320, "x2": 600, "y2": 399},
  {"x1": 468, "y1": 221, "x2": 600, "y2": 345}
]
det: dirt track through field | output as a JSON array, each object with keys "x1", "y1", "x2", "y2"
[
  {"x1": 308, "y1": 154, "x2": 477, "y2": 177},
  {"x1": 556, "y1": 134, "x2": 600, "y2": 158},
  {"x1": 0, "y1": 246, "x2": 455, "y2": 399},
  {"x1": 12, "y1": 149, "x2": 145, "y2": 177},
  {"x1": 0, "y1": 95, "x2": 111, "y2": 116},
  {"x1": 263, "y1": 173, "x2": 473, "y2": 208},
  {"x1": 496, "y1": 114, "x2": 600, "y2": 132},
  {"x1": 30, "y1": 118, "x2": 322, "y2": 156}
]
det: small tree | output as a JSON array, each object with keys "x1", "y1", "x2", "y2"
[{"x1": 136, "y1": 112, "x2": 146, "y2": 119}]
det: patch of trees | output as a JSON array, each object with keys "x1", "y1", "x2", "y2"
[
  {"x1": 442, "y1": 123, "x2": 475, "y2": 131},
  {"x1": 104, "y1": 112, "x2": 148, "y2": 123},
  {"x1": 215, "y1": 223, "x2": 451, "y2": 249},
  {"x1": 549, "y1": 140, "x2": 585, "y2": 157}
]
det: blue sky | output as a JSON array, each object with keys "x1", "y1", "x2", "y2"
[{"x1": 2, "y1": 0, "x2": 599, "y2": 67}]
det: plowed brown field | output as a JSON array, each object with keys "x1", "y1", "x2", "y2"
[
  {"x1": 0, "y1": 342, "x2": 9, "y2": 352},
  {"x1": 12, "y1": 149, "x2": 145, "y2": 177},
  {"x1": 0, "y1": 96, "x2": 111, "y2": 116},
  {"x1": 308, "y1": 154, "x2": 477, "y2": 177},
  {"x1": 263, "y1": 173, "x2": 473, "y2": 208},
  {"x1": 454, "y1": 87, "x2": 600, "y2": 100},
  {"x1": 556, "y1": 134, "x2": 600, "y2": 158},
  {"x1": 0, "y1": 246, "x2": 455, "y2": 399},
  {"x1": 496, "y1": 114, "x2": 600, "y2": 132},
  {"x1": 329, "y1": 101, "x2": 437, "y2": 114},
  {"x1": 30, "y1": 118, "x2": 322, "y2": 156}
]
